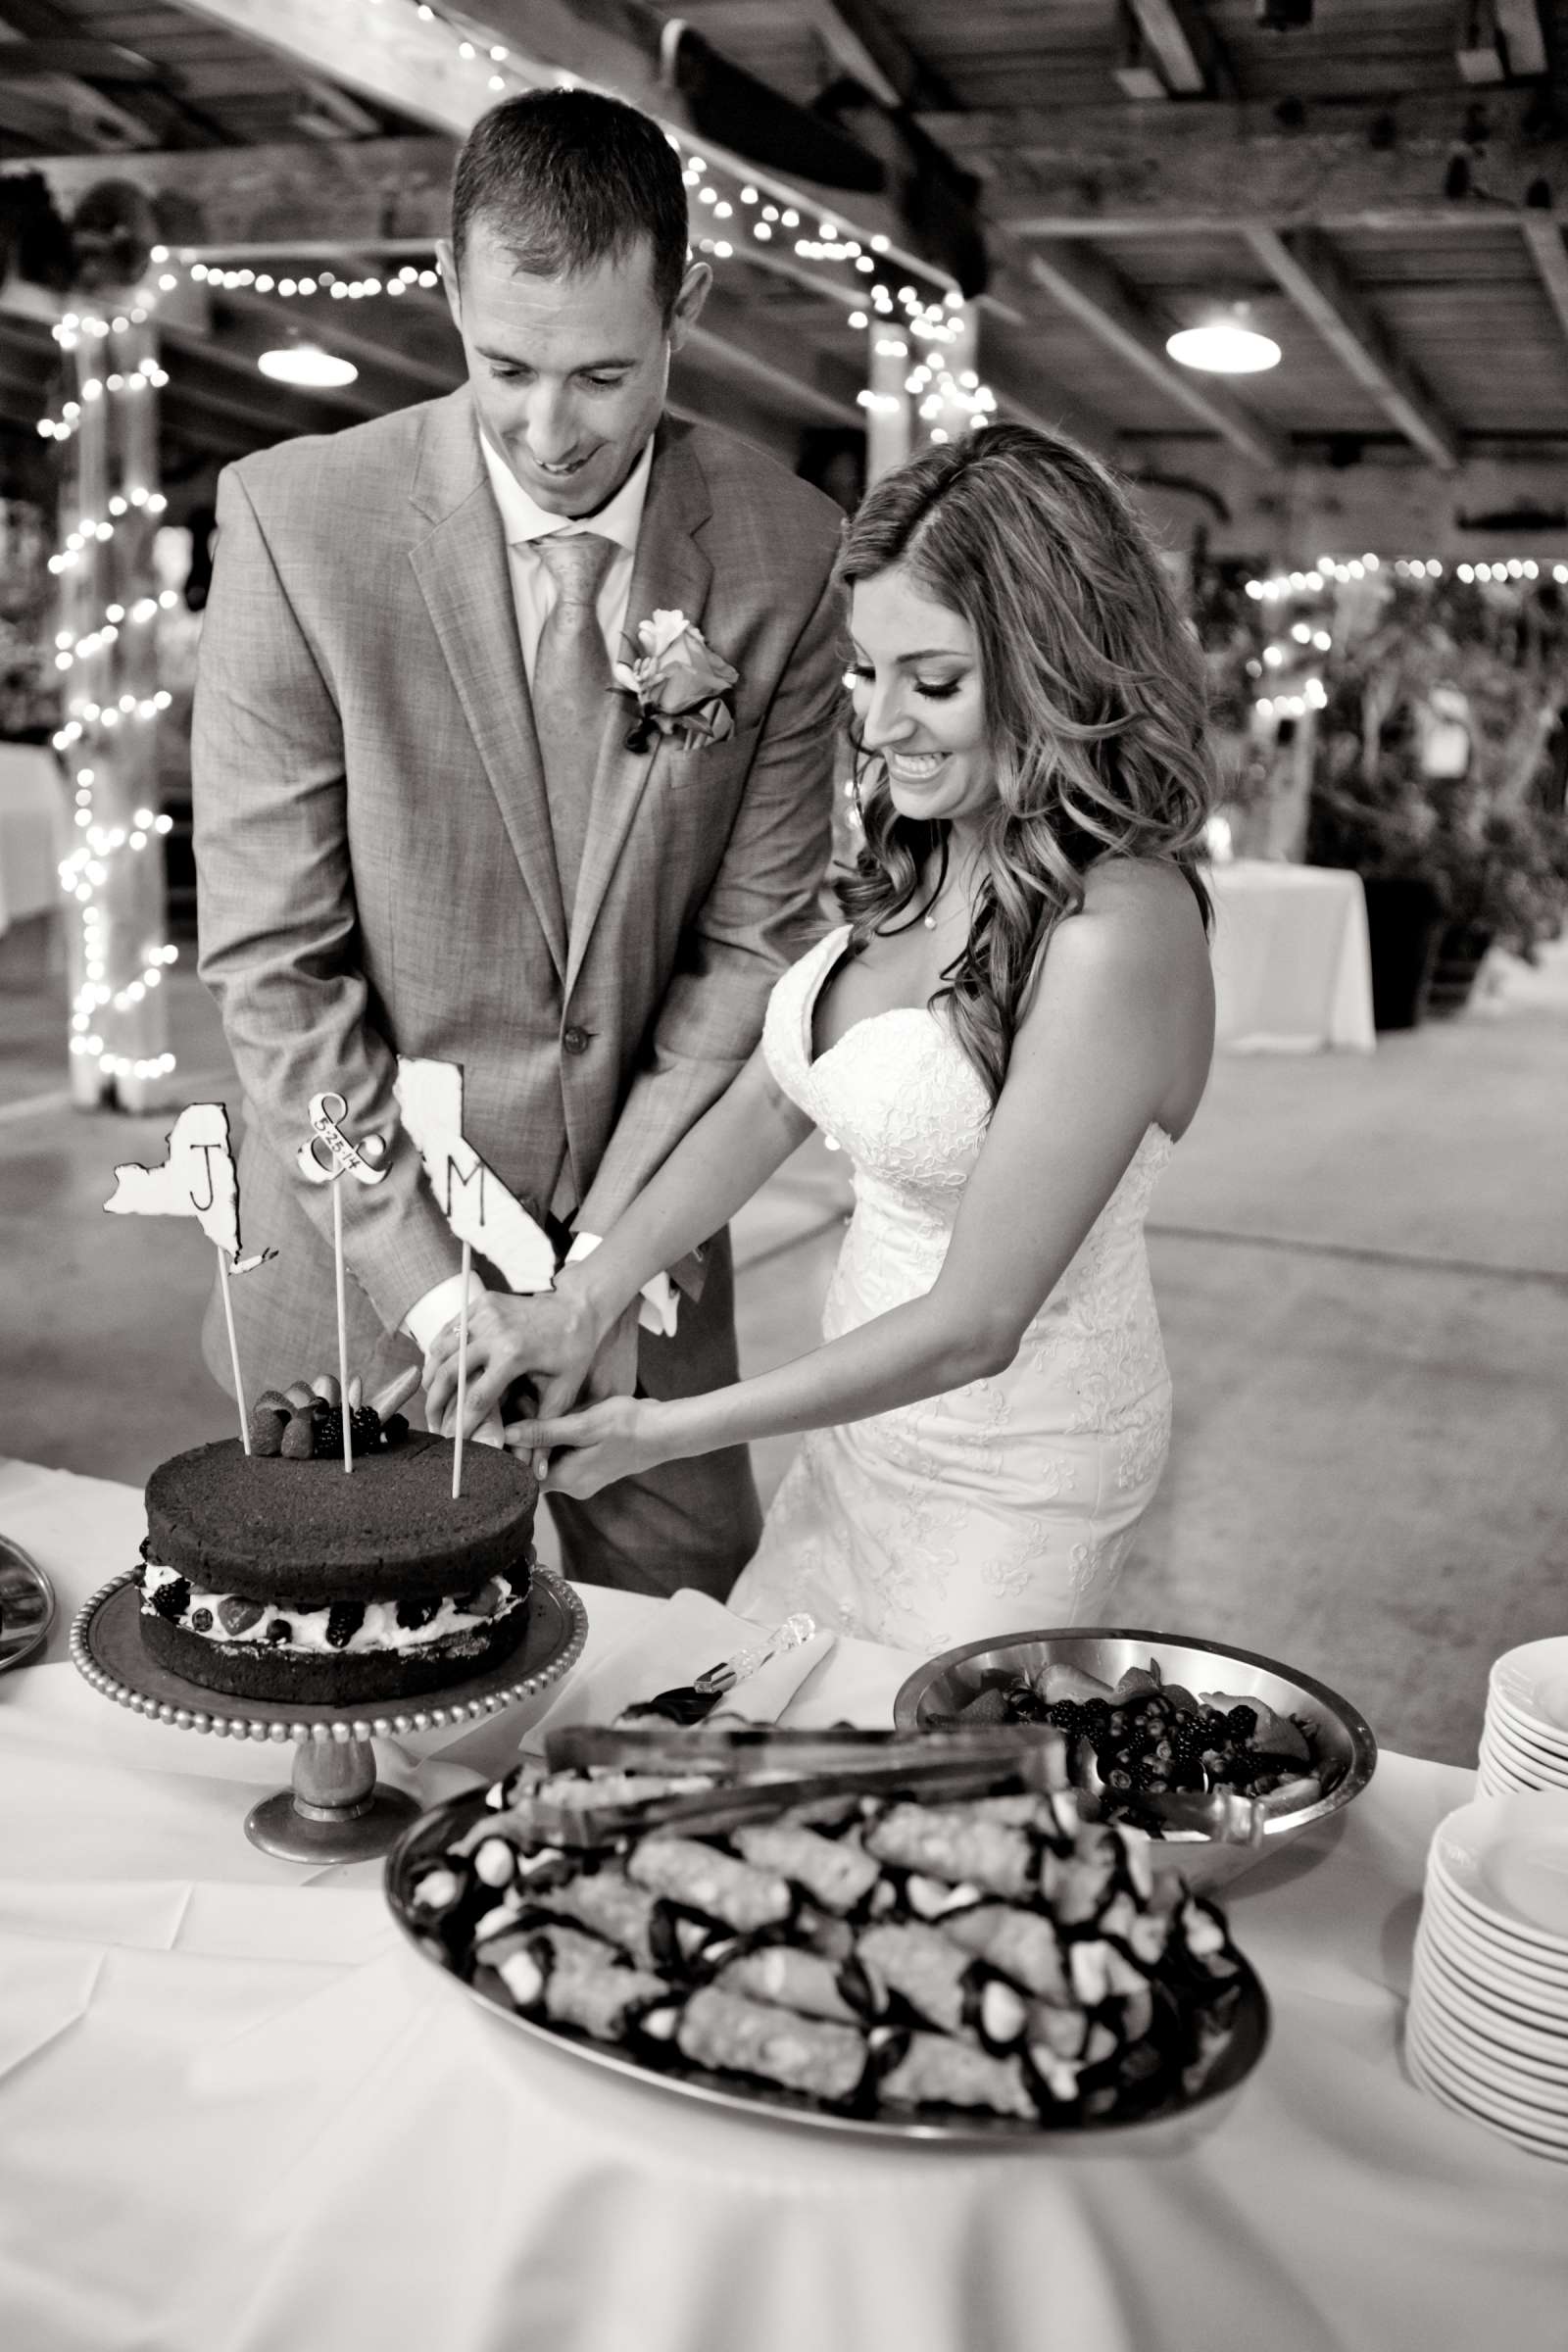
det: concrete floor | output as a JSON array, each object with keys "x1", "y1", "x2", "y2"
[{"x1": 3, "y1": 912, "x2": 1564, "y2": 1767}]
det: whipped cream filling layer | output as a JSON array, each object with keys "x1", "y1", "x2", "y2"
[{"x1": 140, "y1": 1559, "x2": 528, "y2": 1656}]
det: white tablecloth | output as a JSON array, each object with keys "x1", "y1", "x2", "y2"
[
  {"x1": 0, "y1": 742, "x2": 64, "y2": 934},
  {"x1": 1208, "y1": 859, "x2": 1376, "y2": 1054},
  {"x1": 0, "y1": 1458, "x2": 1561, "y2": 2352}
]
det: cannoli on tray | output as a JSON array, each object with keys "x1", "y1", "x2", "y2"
[
  {"x1": 411, "y1": 1723, "x2": 1256, "y2": 2132},
  {"x1": 675, "y1": 1986, "x2": 868, "y2": 2103},
  {"x1": 627, "y1": 1836, "x2": 794, "y2": 1934},
  {"x1": 878, "y1": 2033, "x2": 1036, "y2": 2122},
  {"x1": 731, "y1": 1819, "x2": 881, "y2": 1915},
  {"x1": 865, "y1": 1803, "x2": 1035, "y2": 1899}
]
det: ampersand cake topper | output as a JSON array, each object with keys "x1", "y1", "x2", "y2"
[{"x1": 297, "y1": 1092, "x2": 390, "y2": 1188}]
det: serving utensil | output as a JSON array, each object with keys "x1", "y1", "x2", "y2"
[{"x1": 618, "y1": 1610, "x2": 818, "y2": 1725}]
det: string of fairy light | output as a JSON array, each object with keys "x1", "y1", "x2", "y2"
[
  {"x1": 36, "y1": 293, "x2": 179, "y2": 1086},
  {"x1": 1243, "y1": 549, "x2": 1568, "y2": 722},
  {"x1": 33, "y1": 2, "x2": 992, "y2": 1091}
]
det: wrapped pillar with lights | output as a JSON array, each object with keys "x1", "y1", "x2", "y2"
[
  {"x1": 862, "y1": 326, "x2": 912, "y2": 483},
  {"x1": 916, "y1": 299, "x2": 994, "y2": 449},
  {"x1": 53, "y1": 301, "x2": 177, "y2": 1112}
]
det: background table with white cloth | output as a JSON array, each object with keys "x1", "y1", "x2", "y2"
[
  {"x1": 1207, "y1": 858, "x2": 1377, "y2": 1054},
  {"x1": 0, "y1": 742, "x2": 65, "y2": 937},
  {"x1": 0, "y1": 1456, "x2": 1561, "y2": 2352}
]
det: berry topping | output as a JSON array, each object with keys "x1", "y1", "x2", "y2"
[
  {"x1": 462, "y1": 1578, "x2": 505, "y2": 1620},
  {"x1": 279, "y1": 1412, "x2": 316, "y2": 1459},
  {"x1": 266, "y1": 1619, "x2": 294, "y2": 1645},
  {"x1": 381, "y1": 1413, "x2": 411, "y2": 1449},
  {"x1": 325, "y1": 1601, "x2": 365, "y2": 1650},
  {"x1": 189, "y1": 1607, "x2": 214, "y2": 1634},
  {"x1": 218, "y1": 1595, "x2": 264, "y2": 1635},
  {"x1": 149, "y1": 1576, "x2": 191, "y2": 1623},
  {"x1": 311, "y1": 1405, "x2": 383, "y2": 1460},
  {"x1": 252, "y1": 1389, "x2": 292, "y2": 1416},
  {"x1": 248, "y1": 1407, "x2": 288, "y2": 1458},
  {"x1": 395, "y1": 1595, "x2": 441, "y2": 1632}
]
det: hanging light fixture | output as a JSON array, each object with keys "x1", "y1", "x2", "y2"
[
  {"x1": 1166, "y1": 304, "x2": 1281, "y2": 375},
  {"x1": 257, "y1": 342, "x2": 358, "y2": 388}
]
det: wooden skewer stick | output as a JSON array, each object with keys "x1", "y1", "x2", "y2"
[
  {"x1": 332, "y1": 1181, "x2": 353, "y2": 1475},
  {"x1": 452, "y1": 1240, "x2": 471, "y2": 1499},
  {"x1": 218, "y1": 1247, "x2": 250, "y2": 1454}
]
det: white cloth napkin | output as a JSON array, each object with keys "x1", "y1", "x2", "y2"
[{"x1": 519, "y1": 1585, "x2": 836, "y2": 1750}]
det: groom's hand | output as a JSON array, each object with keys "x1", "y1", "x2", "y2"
[
  {"x1": 423, "y1": 1283, "x2": 604, "y2": 1444},
  {"x1": 523, "y1": 1298, "x2": 641, "y2": 1481}
]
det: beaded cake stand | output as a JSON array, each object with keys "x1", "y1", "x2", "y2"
[{"x1": 72, "y1": 1566, "x2": 588, "y2": 1864}]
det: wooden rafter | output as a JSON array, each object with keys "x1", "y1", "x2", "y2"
[
  {"x1": 1521, "y1": 217, "x2": 1568, "y2": 346},
  {"x1": 1244, "y1": 225, "x2": 1459, "y2": 473},
  {"x1": 923, "y1": 97, "x2": 1564, "y2": 235},
  {"x1": 1118, "y1": 1, "x2": 1222, "y2": 100},
  {"x1": 159, "y1": 0, "x2": 942, "y2": 283},
  {"x1": 1024, "y1": 244, "x2": 1287, "y2": 470}
]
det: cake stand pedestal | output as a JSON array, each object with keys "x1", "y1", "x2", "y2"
[{"x1": 72, "y1": 1567, "x2": 588, "y2": 1866}]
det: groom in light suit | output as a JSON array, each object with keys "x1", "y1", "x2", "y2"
[{"x1": 191, "y1": 90, "x2": 845, "y2": 1596}]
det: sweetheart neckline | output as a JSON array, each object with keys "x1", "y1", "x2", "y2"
[{"x1": 801, "y1": 927, "x2": 953, "y2": 1077}]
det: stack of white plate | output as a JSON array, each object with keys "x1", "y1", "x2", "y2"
[
  {"x1": 1479, "y1": 1635, "x2": 1568, "y2": 1796},
  {"x1": 1407, "y1": 1788, "x2": 1568, "y2": 2162}
]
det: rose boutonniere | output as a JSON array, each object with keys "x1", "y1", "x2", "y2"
[{"x1": 612, "y1": 609, "x2": 738, "y2": 755}]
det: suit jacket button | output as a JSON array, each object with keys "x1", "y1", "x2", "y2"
[{"x1": 563, "y1": 1025, "x2": 590, "y2": 1055}]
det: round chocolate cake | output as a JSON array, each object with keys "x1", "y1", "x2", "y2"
[{"x1": 138, "y1": 1431, "x2": 537, "y2": 1704}]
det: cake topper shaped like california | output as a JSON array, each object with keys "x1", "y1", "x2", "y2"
[{"x1": 394, "y1": 1056, "x2": 556, "y2": 1294}]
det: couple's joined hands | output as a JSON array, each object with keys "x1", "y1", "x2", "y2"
[{"x1": 421, "y1": 1280, "x2": 667, "y2": 1494}]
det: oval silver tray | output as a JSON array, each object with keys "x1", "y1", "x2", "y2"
[
  {"x1": 384, "y1": 1788, "x2": 1271, "y2": 2149},
  {"x1": 0, "y1": 1536, "x2": 56, "y2": 1674}
]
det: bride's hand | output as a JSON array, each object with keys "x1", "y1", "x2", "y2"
[{"x1": 513, "y1": 1396, "x2": 667, "y2": 1499}]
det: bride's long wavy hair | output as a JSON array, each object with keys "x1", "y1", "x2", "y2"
[{"x1": 837, "y1": 422, "x2": 1216, "y2": 1104}]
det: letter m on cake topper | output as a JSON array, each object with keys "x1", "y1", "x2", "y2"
[{"x1": 393, "y1": 1057, "x2": 556, "y2": 1292}]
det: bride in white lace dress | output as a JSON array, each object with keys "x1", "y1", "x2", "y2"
[{"x1": 436, "y1": 425, "x2": 1216, "y2": 1649}]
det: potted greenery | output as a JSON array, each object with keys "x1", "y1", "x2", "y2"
[{"x1": 1305, "y1": 574, "x2": 1568, "y2": 1025}]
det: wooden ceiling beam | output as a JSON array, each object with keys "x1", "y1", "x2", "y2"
[
  {"x1": 0, "y1": 1, "x2": 200, "y2": 151},
  {"x1": 926, "y1": 95, "x2": 1562, "y2": 233},
  {"x1": 1245, "y1": 225, "x2": 1460, "y2": 473},
  {"x1": 802, "y1": 0, "x2": 908, "y2": 109},
  {"x1": 1024, "y1": 243, "x2": 1287, "y2": 469},
  {"x1": 1117, "y1": 1, "x2": 1225, "y2": 100},
  {"x1": 26, "y1": 137, "x2": 458, "y2": 251},
  {"x1": 1521, "y1": 217, "x2": 1568, "y2": 346},
  {"x1": 1494, "y1": 1, "x2": 1549, "y2": 76},
  {"x1": 158, "y1": 0, "x2": 947, "y2": 287}
]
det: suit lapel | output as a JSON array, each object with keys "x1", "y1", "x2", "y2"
[
  {"x1": 565, "y1": 422, "x2": 713, "y2": 999},
  {"x1": 407, "y1": 392, "x2": 567, "y2": 978}
]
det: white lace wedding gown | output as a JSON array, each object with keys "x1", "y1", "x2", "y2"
[{"x1": 728, "y1": 923, "x2": 1175, "y2": 1652}]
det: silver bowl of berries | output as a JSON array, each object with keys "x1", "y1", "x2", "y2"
[{"x1": 893, "y1": 1628, "x2": 1377, "y2": 1891}]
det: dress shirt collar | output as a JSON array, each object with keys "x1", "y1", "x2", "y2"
[{"x1": 479, "y1": 427, "x2": 653, "y2": 556}]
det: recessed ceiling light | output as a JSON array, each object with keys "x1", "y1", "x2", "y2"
[
  {"x1": 1166, "y1": 316, "x2": 1281, "y2": 374},
  {"x1": 257, "y1": 343, "x2": 358, "y2": 388}
]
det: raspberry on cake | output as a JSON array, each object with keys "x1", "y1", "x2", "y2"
[{"x1": 136, "y1": 1427, "x2": 538, "y2": 1705}]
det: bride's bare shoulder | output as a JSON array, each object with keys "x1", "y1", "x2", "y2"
[{"x1": 1040, "y1": 858, "x2": 1208, "y2": 982}]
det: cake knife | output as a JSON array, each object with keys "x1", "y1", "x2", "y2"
[{"x1": 617, "y1": 1611, "x2": 818, "y2": 1726}]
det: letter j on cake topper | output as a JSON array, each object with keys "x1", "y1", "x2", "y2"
[
  {"x1": 104, "y1": 1102, "x2": 275, "y2": 1454},
  {"x1": 297, "y1": 1093, "x2": 389, "y2": 1472}
]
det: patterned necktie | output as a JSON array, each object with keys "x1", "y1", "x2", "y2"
[{"x1": 532, "y1": 531, "x2": 615, "y2": 912}]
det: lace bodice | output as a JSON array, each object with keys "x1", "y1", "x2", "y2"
[
  {"x1": 735, "y1": 923, "x2": 1176, "y2": 1652},
  {"x1": 761, "y1": 923, "x2": 1172, "y2": 1324}
]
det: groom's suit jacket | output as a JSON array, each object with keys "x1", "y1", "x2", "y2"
[{"x1": 192, "y1": 389, "x2": 844, "y2": 1387}]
